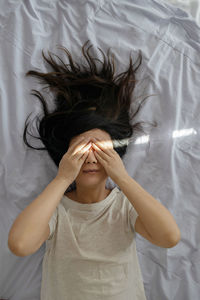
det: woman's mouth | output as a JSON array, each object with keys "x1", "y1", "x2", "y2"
[{"x1": 83, "y1": 170, "x2": 99, "y2": 174}]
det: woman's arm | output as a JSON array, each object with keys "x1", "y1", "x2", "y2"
[
  {"x1": 116, "y1": 174, "x2": 181, "y2": 247},
  {"x1": 8, "y1": 176, "x2": 70, "y2": 256}
]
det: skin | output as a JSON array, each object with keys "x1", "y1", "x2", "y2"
[{"x1": 65, "y1": 128, "x2": 114, "y2": 204}]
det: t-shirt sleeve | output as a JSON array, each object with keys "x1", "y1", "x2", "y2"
[
  {"x1": 128, "y1": 202, "x2": 139, "y2": 232},
  {"x1": 48, "y1": 206, "x2": 58, "y2": 240}
]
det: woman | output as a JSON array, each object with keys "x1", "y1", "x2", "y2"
[{"x1": 8, "y1": 41, "x2": 180, "y2": 300}]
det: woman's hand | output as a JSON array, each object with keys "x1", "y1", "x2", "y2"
[
  {"x1": 91, "y1": 138, "x2": 129, "y2": 183},
  {"x1": 56, "y1": 136, "x2": 92, "y2": 184}
]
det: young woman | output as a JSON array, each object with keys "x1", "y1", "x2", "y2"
[{"x1": 8, "y1": 41, "x2": 181, "y2": 300}]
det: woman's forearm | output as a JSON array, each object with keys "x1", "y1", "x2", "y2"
[
  {"x1": 116, "y1": 174, "x2": 181, "y2": 245},
  {"x1": 8, "y1": 176, "x2": 70, "y2": 256}
]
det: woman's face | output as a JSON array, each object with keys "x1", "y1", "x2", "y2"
[{"x1": 69, "y1": 128, "x2": 113, "y2": 186}]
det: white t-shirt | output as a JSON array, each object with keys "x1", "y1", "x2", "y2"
[{"x1": 40, "y1": 186, "x2": 147, "y2": 300}]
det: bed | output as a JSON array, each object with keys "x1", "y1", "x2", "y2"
[{"x1": 1, "y1": 0, "x2": 200, "y2": 299}]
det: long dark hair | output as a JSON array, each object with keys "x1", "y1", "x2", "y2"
[{"x1": 23, "y1": 40, "x2": 157, "y2": 191}]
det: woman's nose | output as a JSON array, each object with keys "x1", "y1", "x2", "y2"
[{"x1": 85, "y1": 147, "x2": 97, "y2": 163}]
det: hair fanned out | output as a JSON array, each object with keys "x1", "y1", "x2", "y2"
[{"x1": 23, "y1": 40, "x2": 157, "y2": 188}]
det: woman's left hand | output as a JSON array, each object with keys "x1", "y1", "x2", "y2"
[{"x1": 90, "y1": 138, "x2": 128, "y2": 184}]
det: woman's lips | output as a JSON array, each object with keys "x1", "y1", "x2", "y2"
[{"x1": 83, "y1": 170, "x2": 99, "y2": 174}]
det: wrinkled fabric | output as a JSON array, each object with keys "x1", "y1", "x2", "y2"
[{"x1": 1, "y1": 0, "x2": 200, "y2": 299}]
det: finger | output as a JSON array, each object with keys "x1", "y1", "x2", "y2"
[
  {"x1": 68, "y1": 136, "x2": 85, "y2": 152},
  {"x1": 92, "y1": 138, "x2": 113, "y2": 149},
  {"x1": 92, "y1": 140, "x2": 113, "y2": 156},
  {"x1": 93, "y1": 145, "x2": 110, "y2": 165},
  {"x1": 75, "y1": 142, "x2": 92, "y2": 157},
  {"x1": 81, "y1": 149, "x2": 89, "y2": 160},
  {"x1": 93, "y1": 149, "x2": 104, "y2": 163},
  {"x1": 72, "y1": 137, "x2": 91, "y2": 155},
  {"x1": 92, "y1": 143, "x2": 110, "y2": 159}
]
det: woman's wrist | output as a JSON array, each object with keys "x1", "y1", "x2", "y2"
[{"x1": 54, "y1": 175, "x2": 72, "y2": 188}]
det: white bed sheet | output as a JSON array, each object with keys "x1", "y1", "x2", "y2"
[
  {"x1": 1, "y1": 0, "x2": 200, "y2": 299},
  {"x1": 164, "y1": 0, "x2": 200, "y2": 25}
]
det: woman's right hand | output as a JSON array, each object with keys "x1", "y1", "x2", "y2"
[{"x1": 56, "y1": 136, "x2": 92, "y2": 184}]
